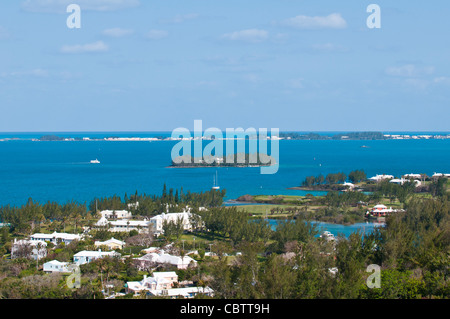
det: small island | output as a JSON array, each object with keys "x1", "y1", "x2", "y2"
[{"x1": 170, "y1": 153, "x2": 276, "y2": 168}]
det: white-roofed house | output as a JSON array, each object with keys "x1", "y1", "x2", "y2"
[
  {"x1": 157, "y1": 253, "x2": 197, "y2": 269},
  {"x1": 125, "y1": 271, "x2": 178, "y2": 294},
  {"x1": 343, "y1": 182, "x2": 355, "y2": 189},
  {"x1": 30, "y1": 232, "x2": 81, "y2": 245},
  {"x1": 390, "y1": 178, "x2": 407, "y2": 185},
  {"x1": 73, "y1": 249, "x2": 121, "y2": 265},
  {"x1": 108, "y1": 219, "x2": 151, "y2": 233},
  {"x1": 432, "y1": 173, "x2": 450, "y2": 179},
  {"x1": 365, "y1": 204, "x2": 405, "y2": 219},
  {"x1": 99, "y1": 210, "x2": 132, "y2": 220},
  {"x1": 390, "y1": 178, "x2": 422, "y2": 187},
  {"x1": 96, "y1": 216, "x2": 109, "y2": 227},
  {"x1": 11, "y1": 238, "x2": 47, "y2": 260},
  {"x1": 141, "y1": 247, "x2": 161, "y2": 254},
  {"x1": 149, "y1": 212, "x2": 194, "y2": 235},
  {"x1": 94, "y1": 237, "x2": 126, "y2": 250},
  {"x1": 369, "y1": 174, "x2": 394, "y2": 182},
  {"x1": 403, "y1": 173, "x2": 422, "y2": 179},
  {"x1": 134, "y1": 251, "x2": 197, "y2": 270},
  {"x1": 43, "y1": 260, "x2": 71, "y2": 273}
]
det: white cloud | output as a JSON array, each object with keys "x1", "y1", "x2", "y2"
[
  {"x1": 60, "y1": 41, "x2": 109, "y2": 54},
  {"x1": 222, "y1": 29, "x2": 269, "y2": 43},
  {"x1": 288, "y1": 78, "x2": 305, "y2": 89},
  {"x1": 145, "y1": 30, "x2": 169, "y2": 40},
  {"x1": 281, "y1": 13, "x2": 347, "y2": 29},
  {"x1": 102, "y1": 28, "x2": 134, "y2": 38},
  {"x1": 310, "y1": 43, "x2": 348, "y2": 52},
  {"x1": 21, "y1": 0, "x2": 140, "y2": 13},
  {"x1": 433, "y1": 76, "x2": 450, "y2": 85},
  {"x1": 403, "y1": 78, "x2": 429, "y2": 90},
  {"x1": 385, "y1": 64, "x2": 435, "y2": 77},
  {"x1": 161, "y1": 13, "x2": 199, "y2": 24},
  {"x1": 1, "y1": 68, "x2": 49, "y2": 78}
]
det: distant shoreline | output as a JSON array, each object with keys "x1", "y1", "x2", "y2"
[{"x1": 1, "y1": 131, "x2": 449, "y2": 142}]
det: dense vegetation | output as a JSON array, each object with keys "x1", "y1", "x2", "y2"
[
  {"x1": 0, "y1": 179, "x2": 448, "y2": 299},
  {"x1": 198, "y1": 195, "x2": 449, "y2": 299}
]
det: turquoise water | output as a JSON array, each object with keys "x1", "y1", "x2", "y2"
[
  {"x1": 266, "y1": 219, "x2": 384, "y2": 238},
  {"x1": 0, "y1": 133, "x2": 449, "y2": 209}
]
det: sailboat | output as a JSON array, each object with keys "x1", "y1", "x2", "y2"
[
  {"x1": 212, "y1": 171, "x2": 220, "y2": 190},
  {"x1": 90, "y1": 159, "x2": 100, "y2": 164}
]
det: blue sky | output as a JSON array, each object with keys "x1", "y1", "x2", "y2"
[{"x1": 0, "y1": 0, "x2": 449, "y2": 132}]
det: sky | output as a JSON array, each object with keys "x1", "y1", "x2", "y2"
[{"x1": 0, "y1": 0, "x2": 449, "y2": 132}]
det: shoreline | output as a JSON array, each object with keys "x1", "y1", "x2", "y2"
[
  {"x1": 228, "y1": 199, "x2": 378, "y2": 227},
  {"x1": 1, "y1": 131, "x2": 450, "y2": 142},
  {"x1": 166, "y1": 165, "x2": 272, "y2": 169}
]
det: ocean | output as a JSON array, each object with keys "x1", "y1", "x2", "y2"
[
  {"x1": 0, "y1": 132, "x2": 449, "y2": 206},
  {"x1": 0, "y1": 132, "x2": 448, "y2": 236}
]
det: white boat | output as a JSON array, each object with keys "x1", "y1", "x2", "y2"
[
  {"x1": 212, "y1": 171, "x2": 220, "y2": 190},
  {"x1": 90, "y1": 159, "x2": 100, "y2": 164}
]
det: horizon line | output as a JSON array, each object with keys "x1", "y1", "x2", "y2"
[{"x1": 0, "y1": 130, "x2": 449, "y2": 134}]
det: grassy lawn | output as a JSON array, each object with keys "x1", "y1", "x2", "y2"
[
  {"x1": 252, "y1": 195, "x2": 305, "y2": 204},
  {"x1": 233, "y1": 204, "x2": 295, "y2": 219}
]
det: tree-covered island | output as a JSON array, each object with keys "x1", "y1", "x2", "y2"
[{"x1": 170, "y1": 153, "x2": 276, "y2": 168}]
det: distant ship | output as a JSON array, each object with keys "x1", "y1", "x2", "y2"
[
  {"x1": 212, "y1": 171, "x2": 220, "y2": 190},
  {"x1": 90, "y1": 159, "x2": 100, "y2": 164}
]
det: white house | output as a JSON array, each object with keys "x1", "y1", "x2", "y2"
[
  {"x1": 329, "y1": 267, "x2": 339, "y2": 277},
  {"x1": 343, "y1": 182, "x2": 355, "y2": 189},
  {"x1": 141, "y1": 247, "x2": 161, "y2": 254},
  {"x1": 96, "y1": 217, "x2": 152, "y2": 233},
  {"x1": 73, "y1": 249, "x2": 121, "y2": 265},
  {"x1": 94, "y1": 237, "x2": 126, "y2": 250},
  {"x1": 369, "y1": 174, "x2": 394, "y2": 182},
  {"x1": 149, "y1": 212, "x2": 193, "y2": 234},
  {"x1": 134, "y1": 251, "x2": 197, "y2": 270},
  {"x1": 390, "y1": 178, "x2": 421, "y2": 187},
  {"x1": 390, "y1": 178, "x2": 407, "y2": 185},
  {"x1": 365, "y1": 204, "x2": 405, "y2": 218},
  {"x1": 126, "y1": 272, "x2": 178, "y2": 294},
  {"x1": 108, "y1": 219, "x2": 151, "y2": 233},
  {"x1": 432, "y1": 173, "x2": 450, "y2": 178},
  {"x1": 43, "y1": 260, "x2": 71, "y2": 273},
  {"x1": 403, "y1": 173, "x2": 422, "y2": 179},
  {"x1": 99, "y1": 210, "x2": 132, "y2": 220},
  {"x1": 30, "y1": 232, "x2": 81, "y2": 245},
  {"x1": 11, "y1": 238, "x2": 47, "y2": 260}
]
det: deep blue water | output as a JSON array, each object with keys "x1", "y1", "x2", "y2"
[
  {"x1": 0, "y1": 133, "x2": 449, "y2": 208},
  {"x1": 1, "y1": 132, "x2": 449, "y2": 236}
]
